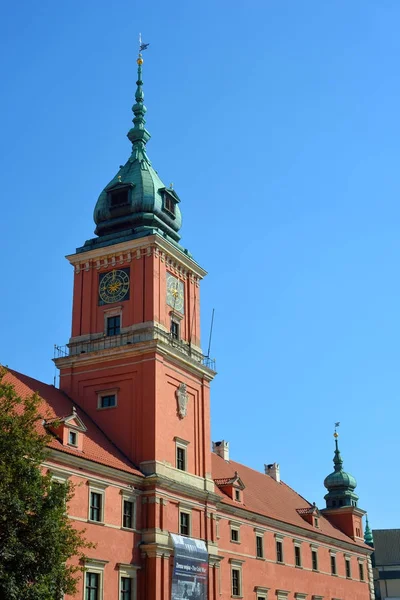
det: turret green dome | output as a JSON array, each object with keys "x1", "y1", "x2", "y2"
[
  {"x1": 92, "y1": 55, "x2": 182, "y2": 244},
  {"x1": 324, "y1": 434, "x2": 359, "y2": 509}
]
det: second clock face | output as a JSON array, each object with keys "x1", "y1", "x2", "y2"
[
  {"x1": 167, "y1": 273, "x2": 184, "y2": 314},
  {"x1": 98, "y1": 268, "x2": 130, "y2": 305}
]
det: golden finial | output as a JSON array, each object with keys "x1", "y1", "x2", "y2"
[
  {"x1": 117, "y1": 175, "x2": 122, "y2": 182},
  {"x1": 334, "y1": 421, "x2": 340, "y2": 438}
]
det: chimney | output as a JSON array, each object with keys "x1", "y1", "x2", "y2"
[
  {"x1": 265, "y1": 462, "x2": 280, "y2": 483},
  {"x1": 213, "y1": 440, "x2": 229, "y2": 461}
]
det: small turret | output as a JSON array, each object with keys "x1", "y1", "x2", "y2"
[{"x1": 323, "y1": 430, "x2": 358, "y2": 509}]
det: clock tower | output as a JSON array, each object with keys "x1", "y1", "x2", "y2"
[{"x1": 54, "y1": 53, "x2": 216, "y2": 489}]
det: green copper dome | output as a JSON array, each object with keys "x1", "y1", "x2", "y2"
[
  {"x1": 93, "y1": 56, "x2": 182, "y2": 244},
  {"x1": 324, "y1": 435, "x2": 359, "y2": 509}
]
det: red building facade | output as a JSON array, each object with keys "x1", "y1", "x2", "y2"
[{"x1": 6, "y1": 52, "x2": 374, "y2": 600}]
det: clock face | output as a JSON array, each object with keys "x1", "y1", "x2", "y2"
[
  {"x1": 166, "y1": 273, "x2": 184, "y2": 314},
  {"x1": 98, "y1": 268, "x2": 130, "y2": 305}
]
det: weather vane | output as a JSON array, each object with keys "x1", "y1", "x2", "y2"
[
  {"x1": 139, "y1": 33, "x2": 149, "y2": 55},
  {"x1": 334, "y1": 422, "x2": 340, "y2": 438}
]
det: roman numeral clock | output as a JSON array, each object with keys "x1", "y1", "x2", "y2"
[{"x1": 98, "y1": 268, "x2": 130, "y2": 305}]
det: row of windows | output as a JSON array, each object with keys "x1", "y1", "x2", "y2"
[
  {"x1": 229, "y1": 526, "x2": 366, "y2": 581},
  {"x1": 85, "y1": 571, "x2": 135, "y2": 600},
  {"x1": 89, "y1": 489, "x2": 135, "y2": 530},
  {"x1": 231, "y1": 560, "x2": 365, "y2": 599},
  {"x1": 104, "y1": 314, "x2": 182, "y2": 341}
]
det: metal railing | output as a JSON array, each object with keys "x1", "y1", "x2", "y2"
[{"x1": 54, "y1": 326, "x2": 216, "y2": 371}]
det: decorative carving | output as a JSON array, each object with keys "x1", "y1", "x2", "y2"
[{"x1": 176, "y1": 383, "x2": 188, "y2": 419}]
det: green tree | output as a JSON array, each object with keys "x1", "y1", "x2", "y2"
[{"x1": 0, "y1": 367, "x2": 92, "y2": 600}]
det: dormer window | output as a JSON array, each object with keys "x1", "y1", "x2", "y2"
[
  {"x1": 110, "y1": 188, "x2": 129, "y2": 207},
  {"x1": 68, "y1": 430, "x2": 77, "y2": 446},
  {"x1": 235, "y1": 489, "x2": 241, "y2": 502},
  {"x1": 163, "y1": 191, "x2": 176, "y2": 216}
]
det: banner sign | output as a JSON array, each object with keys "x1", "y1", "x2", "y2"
[{"x1": 171, "y1": 534, "x2": 208, "y2": 600}]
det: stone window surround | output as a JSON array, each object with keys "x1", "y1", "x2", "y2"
[
  {"x1": 96, "y1": 387, "x2": 119, "y2": 410},
  {"x1": 229, "y1": 558, "x2": 244, "y2": 599},
  {"x1": 121, "y1": 490, "x2": 136, "y2": 531},
  {"x1": 118, "y1": 563, "x2": 139, "y2": 600},
  {"x1": 254, "y1": 585, "x2": 269, "y2": 600},
  {"x1": 179, "y1": 506, "x2": 192, "y2": 537},
  {"x1": 88, "y1": 480, "x2": 108, "y2": 524},
  {"x1": 293, "y1": 538, "x2": 303, "y2": 568},
  {"x1": 230, "y1": 520, "x2": 241, "y2": 544},
  {"x1": 174, "y1": 437, "x2": 189, "y2": 472},
  {"x1": 84, "y1": 558, "x2": 108, "y2": 600},
  {"x1": 275, "y1": 533, "x2": 285, "y2": 564},
  {"x1": 275, "y1": 590, "x2": 290, "y2": 600},
  {"x1": 103, "y1": 305, "x2": 123, "y2": 334},
  {"x1": 310, "y1": 544, "x2": 319, "y2": 572},
  {"x1": 255, "y1": 532, "x2": 264, "y2": 559}
]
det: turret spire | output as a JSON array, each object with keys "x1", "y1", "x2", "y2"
[
  {"x1": 364, "y1": 515, "x2": 374, "y2": 547},
  {"x1": 323, "y1": 427, "x2": 359, "y2": 509},
  {"x1": 128, "y1": 34, "x2": 151, "y2": 149}
]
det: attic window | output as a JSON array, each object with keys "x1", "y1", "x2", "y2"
[
  {"x1": 314, "y1": 517, "x2": 319, "y2": 528},
  {"x1": 163, "y1": 192, "x2": 176, "y2": 216},
  {"x1": 235, "y1": 489, "x2": 241, "y2": 502},
  {"x1": 68, "y1": 430, "x2": 77, "y2": 446},
  {"x1": 110, "y1": 189, "x2": 129, "y2": 207}
]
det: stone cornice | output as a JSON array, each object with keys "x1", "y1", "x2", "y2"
[
  {"x1": 66, "y1": 235, "x2": 207, "y2": 280},
  {"x1": 55, "y1": 337, "x2": 216, "y2": 381},
  {"x1": 46, "y1": 448, "x2": 144, "y2": 485}
]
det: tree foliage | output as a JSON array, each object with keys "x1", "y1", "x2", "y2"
[{"x1": 0, "y1": 367, "x2": 92, "y2": 600}]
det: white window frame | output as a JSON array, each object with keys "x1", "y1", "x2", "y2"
[
  {"x1": 330, "y1": 550, "x2": 337, "y2": 575},
  {"x1": 229, "y1": 559, "x2": 243, "y2": 598},
  {"x1": 310, "y1": 544, "x2": 319, "y2": 572},
  {"x1": 68, "y1": 429, "x2": 78, "y2": 446},
  {"x1": 254, "y1": 586, "x2": 269, "y2": 600},
  {"x1": 174, "y1": 437, "x2": 189, "y2": 472},
  {"x1": 275, "y1": 533, "x2": 285, "y2": 564},
  {"x1": 179, "y1": 508, "x2": 192, "y2": 536},
  {"x1": 118, "y1": 563, "x2": 138, "y2": 600},
  {"x1": 276, "y1": 591, "x2": 289, "y2": 600},
  {"x1": 293, "y1": 539, "x2": 302, "y2": 568},
  {"x1": 84, "y1": 558, "x2": 108, "y2": 600},
  {"x1": 121, "y1": 492, "x2": 136, "y2": 531},
  {"x1": 230, "y1": 520, "x2": 241, "y2": 544},
  {"x1": 97, "y1": 388, "x2": 119, "y2": 410},
  {"x1": 358, "y1": 558, "x2": 365, "y2": 581},
  {"x1": 88, "y1": 482, "x2": 107, "y2": 524}
]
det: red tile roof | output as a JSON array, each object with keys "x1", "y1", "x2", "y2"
[
  {"x1": 212, "y1": 453, "x2": 367, "y2": 547},
  {"x1": 4, "y1": 369, "x2": 143, "y2": 478}
]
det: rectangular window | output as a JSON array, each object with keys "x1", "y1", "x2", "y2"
[
  {"x1": 100, "y1": 394, "x2": 116, "y2": 408},
  {"x1": 231, "y1": 568, "x2": 241, "y2": 597},
  {"x1": 331, "y1": 554, "x2": 337, "y2": 575},
  {"x1": 256, "y1": 535, "x2": 263, "y2": 558},
  {"x1": 312, "y1": 550, "x2": 318, "y2": 571},
  {"x1": 164, "y1": 194, "x2": 175, "y2": 215},
  {"x1": 107, "y1": 315, "x2": 120, "y2": 336},
  {"x1": 170, "y1": 320, "x2": 179, "y2": 340},
  {"x1": 68, "y1": 430, "x2": 77, "y2": 446},
  {"x1": 180, "y1": 512, "x2": 190, "y2": 536},
  {"x1": 359, "y1": 562, "x2": 365, "y2": 581},
  {"x1": 345, "y1": 558, "x2": 351, "y2": 578},
  {"x1": 235, "y1": 489, "x2": 241, "y2": 501},
  {"x1": 123, "y1": 500, "x2": 134, "y2": 529},
  {"x1": 90, "y1": 492, "x2": 102, "y2": 522},
  {"x1": 111, "y1": 189, "x2": 129, "y2": 207},
  {"x1": 231, "y1": 528, "x2": 239, "y2": 543},
  {"x1": 120, "y1": 576, "x2": 132, "y2": 600},
  {"x1": 176, "y1": 446, "x2": 186, "y2": 471},
  {"x1": 295, "y1": 545, "x2": 302, "y2": 567},
  {"x1": 86, "y1": 572, "x2": 99, "y2": 600},
  {"x1": 276, "y1": 540, "x2": 283, "y2": 563}
]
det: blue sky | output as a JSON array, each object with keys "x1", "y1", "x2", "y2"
[{"x1": 1, "y1": 0, "x2": 399, "y2": 530}]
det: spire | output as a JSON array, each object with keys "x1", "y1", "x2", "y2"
[
  {"x1": 333, "y1": 432, "x2": 344, "y2": 472},
  {"x1": 127, "y1": 35, "x2": 151, "y2": 148},
  {"x1": 364, "y1": 516, "x2": 374, "y2": 547}
]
